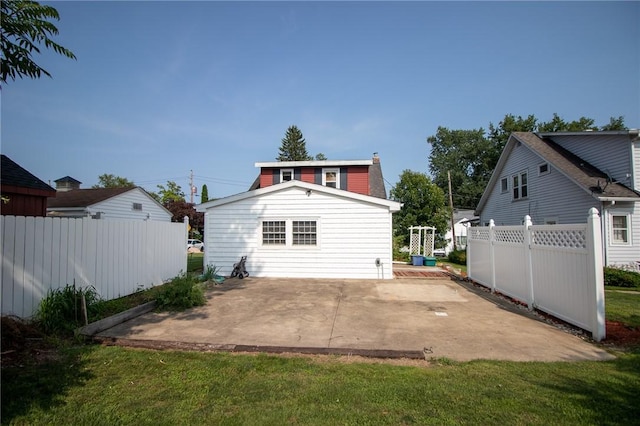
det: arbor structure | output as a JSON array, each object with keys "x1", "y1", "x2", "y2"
[
  {"x1": 92, "y1": 174, "x2": 135, "y2": 189},
  {"x1": 389, "y1": 170, "x2": 449, "y2": 247},
  {"x1": 1, "y1": 0, "x2": 76, "y2": 85},
  {"x1": 277, "y1": 125, "x2": 312, "y2": 161}
]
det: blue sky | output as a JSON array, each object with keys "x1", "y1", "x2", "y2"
[{"x1": 2, "y1": 1, "x2": 638, "y2": 200}]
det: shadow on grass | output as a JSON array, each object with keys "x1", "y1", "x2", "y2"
[
  {"x1": 1, "y1": 343, "x2": 97, "y2": 423},
  {"x1": 535, "y1": 351, "x2": 640, "y2": 424}
]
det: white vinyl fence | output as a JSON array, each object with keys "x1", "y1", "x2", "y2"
[
  {"x1": 467, "y1": 208, "x2": 605, "y2": 341},
  {"x1": 1, "y1": 215, "x2": 188, "y2": 318}
]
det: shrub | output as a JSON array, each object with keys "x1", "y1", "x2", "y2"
[
  {"x1": 604, "y1": 267, "x2": 640, "y2": 288},
  {"x1": 447, "y1": 249, "x2": 467, "y2": 266},
  {"x1": 155, "y1": 274, "x2": 206, "y2": 311},
  {"x1": 35, "y1": 284, "x2": 102, "y2": 335}
]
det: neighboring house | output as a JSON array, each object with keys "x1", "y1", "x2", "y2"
[
  {"x1": 1, "y1": 154, "x2": 56, "y2": 217},
  {"x1": 475, "y1": 130, "x2": 640, "y2": 268},
  {"x1": 47, "y1": 184, "x2": 172, "y2": 221},
  {"x1": 437, "y1": 209, "x2": 478, "y2": 255},
  {"x1": 196, "y1": 156, "x2": 401, "y2": 279}
]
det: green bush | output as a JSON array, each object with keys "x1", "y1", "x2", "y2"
[
  {"x1": 35, "y1": 284, "x2": 102, "y2": 335},
  {"x1": 155, "y1": 274, "x2": 206, "y2": 311},
  {"x1": 604, "y1": 267, "x2": 640, "y2": 288},
  {"x1": 447, "y1": 249, "x2": 467, "y2": 266}
]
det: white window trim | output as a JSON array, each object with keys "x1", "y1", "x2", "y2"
[
  {"x1": 259, "y1": 217, "x2": 320, "y2": 249},
  {"x1": 280, "y1": 169, "x2": 294, "y2": 182},
  {"x1": 512, "y1": 170, "x2": 528, "y2": 201},
  {"x1": 500, "y1": 177, "x2": 508, "y2": 194},
  {"x1": 538, "y1": 162, "x2": 550, "y2": 176},
  {"x1": 322, "y1": 168, "x2": 340, "y2": 189},
  {"x1": 609, "y1": 211, "x2": 632, "y2": 246}
]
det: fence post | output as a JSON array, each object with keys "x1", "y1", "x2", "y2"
[
  {"x1": 523, "y1": 215, "x2": 534, "y2": 310},
  {"x1": 586, "y1": 208, "x2": 605, "y2": 341},
  {"x1": 489, "y1": 219, "x2": 496, "y2": 293}
]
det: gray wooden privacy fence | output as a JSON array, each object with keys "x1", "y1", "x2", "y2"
[
  {"x1": 467, "y1": 208, "x2": 605, "y2": 341},
  {"x1": 1, "y1": 215, "x2": 188, "y2": 318}
]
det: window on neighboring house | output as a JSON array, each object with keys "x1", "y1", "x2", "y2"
[
  {"x1": 132, "y1": 202, "x2": 143, "y2": 211},
  {"x1": 501, "y1": 177, "x2": 508, "y2": 193},
  {"x1": 292, "y1": 221, "x2": 317, "y2": 245},
  {"x1": 281, "y1": 169, "x2": 293, "y2": 182},
  {"x1": 538, "y1": 163, "x2": 550, "y2": 176},
  {"x1": 323, "y1": 168, "x2": 339, "y2": 188},
  {"x1": 512, "y1": 171, "x2": 528, "y2": 200},
  {"x1": 611, "y1": 214, "x2": 630, "y2": 244},
  {"x1": 262, "y1": 220, "x2": 286, "y2": 245}
]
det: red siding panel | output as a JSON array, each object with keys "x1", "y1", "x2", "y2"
[
  {"x1": 259, "y1": 169, "x2": 273, "y2": 188},
  {"x1": 301, "y1": 168, "x2": 315, "y2": 184},
  {"x1": 347, "y1": 166, "x2": 369, "y2": 195}
]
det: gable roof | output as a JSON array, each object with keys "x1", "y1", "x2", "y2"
[
  {"x1": 48, "y1": 187, "x2": 136, "y2": 208},
  {"x1": 476, "y1": 132, "x2": 640, "y2": 213},
  {"x1": 54, "y1": 176, "x2": 82, "y2": 184},
  {"x1": 250, "y1": 158, "x2": 388, "y2": 199},
  {"x1": 1, "y1": 154, "x2": 55, "y2": 193},
  {"x1": 196, "y1": 179, "x2": 401, "y2": 212}
]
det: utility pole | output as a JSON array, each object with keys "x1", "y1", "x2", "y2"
[
  {"x1": 448, "y1": 170, "x2": 457, "y2": 251},
  {"x1": 189, "y1": 169, "x2": 195, "y2": 204}
]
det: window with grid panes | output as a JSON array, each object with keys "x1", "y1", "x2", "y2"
[
  {"x1": 262, "y1": 220, "x2": 286, "y2": 245},
  {"x1": 612, "y1": 215, "x2": 629, "y2": 244},
  {"x1": 292, "y1": 220, "x2": 317, "y2": 245}
]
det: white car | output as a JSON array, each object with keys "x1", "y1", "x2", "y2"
[{"x1": 187, "y1": 239, "x2": 204, "y2": 251}]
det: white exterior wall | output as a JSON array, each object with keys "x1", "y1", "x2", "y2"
[
  {"x1": 633, "y1": 140, "x2": 640, "y2": 191},
  {"x1": 552, "y1": 134, "x2": 633, "y2": 187},
  {"x1": 443, "y1": 220, "x2": 471, "y2": 254},
  {"x1": 91, "y1": 188, "x2": 171, "y2": 221},
  {"x1": 479, "y1": 143, "x2": 598, "y2": 226},
  {"x1": 603, "y1": 201, "x2": 640, "y2": 267},
  {"x1": 203, "y1": 186, "x2": 395, "y2": 279}
]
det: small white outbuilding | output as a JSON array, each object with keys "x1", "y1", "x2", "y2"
[{"x1": 196, "y1": 180, "x2": 401, "y2": 279}]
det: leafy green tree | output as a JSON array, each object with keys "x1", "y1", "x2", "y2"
[
  {"x1": 390, "y1": 170, "x2": 449, "y2": 246},
  {"x1": 427, "y1": 127, "x2": 492, "y2": 209},
  {"x1": 1, "y1": 0, "x2": 76, "y2": 85},
  {"x1": 600, "y1": 116, "x2": 627, "y2": 131},
  {"x1": 156, "y1": 181, "x2": 185, "y2": 205},
  {"x1": 537, "y1": 113, "x2": 597, "y2": 132},
  {"x1": 92, "y1": 174, "x2": 135, "y2": 189},
  {"x1": 277, "y1": 125, "x2": 312, "y2": 161},
  {"x1": 201, "y1": 184, "x2": 209, "y2": 203},
  {"x1": 487, "y1": 114, "x2": 538, "y2": 152},
  {"x1": 315, "y1": 153, "x2": 327, "y2": 161}
]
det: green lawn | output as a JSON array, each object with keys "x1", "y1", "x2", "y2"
[
  {"x1": 2, "y1": 346, "x2": 639, "y2": 425},
  {"x1": 606, "y1": 287, "x2": 640, "y2": 328},
  {"x1": 187, "y1": 252, "x2": 204, "y2": 273}
]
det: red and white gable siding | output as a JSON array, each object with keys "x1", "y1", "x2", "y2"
[{"x1": 256, "y1": 160, "x2": 372, "y2": 196}]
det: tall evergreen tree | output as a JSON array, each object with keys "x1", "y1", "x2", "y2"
[
  {"x1": 201, "y1": 184, "x2": 209, "y2": 203},
  {"x1": 277, "y1": 125, "x2": 312, "y2": 161}
]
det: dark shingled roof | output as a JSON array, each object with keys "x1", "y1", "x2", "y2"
[
  {"x1": 54, "y1": 176, "x2": 82, "y2": 184},
  {"x1": 47, "y1": 187, "x2": 134, "y2": 208},
  {"x1": 1, "y1": 154, "x2": 55, "y2": 192},
  {"x1": 512, "y1": 132, "x2": 639, "y2": 199}
]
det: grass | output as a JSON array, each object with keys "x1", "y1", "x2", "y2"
[
  {"x1": 605, "y1": 286, "x2": 640, "y2": 328},
  {"x1": 438, "y1": 259, "x2": 467, "y2": 274},
  {"x1": 2, "y1": 346, "x2": 639, "y2": 425},
  {"x1": 187, "y1": 252, "x2": 204, "y2": 273}
]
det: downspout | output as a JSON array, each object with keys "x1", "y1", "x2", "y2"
[{"x1": 600, "y1": 200, "x2": 609, "y2": 266}]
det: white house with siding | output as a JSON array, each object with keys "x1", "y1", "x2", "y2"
[
  {"x1": 196, "y1": 179, "x2": 401, "y2": 279},
  {"x1": 47, "y1": 186, "x2": 172, "y2": 222},
  {"x1": 475, "y1": 130, "x2": 640, "y2": 269}
]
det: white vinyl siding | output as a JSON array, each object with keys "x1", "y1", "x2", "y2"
[
  {"x1": 203, "y1": 186, "x2": 395, "y2": 279},
  {"x1": 90, "y1": 189, "x2": 171, "y2": 221},
  {"x1": 552, "y1": 134, "x2": 633, "y2": 188},
  {"x1": 605, "y1": 203, "x2": 640, "y2": 266},
  {"x1": 480, "y1": 142, "x2": 599, "y2": 226}
]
